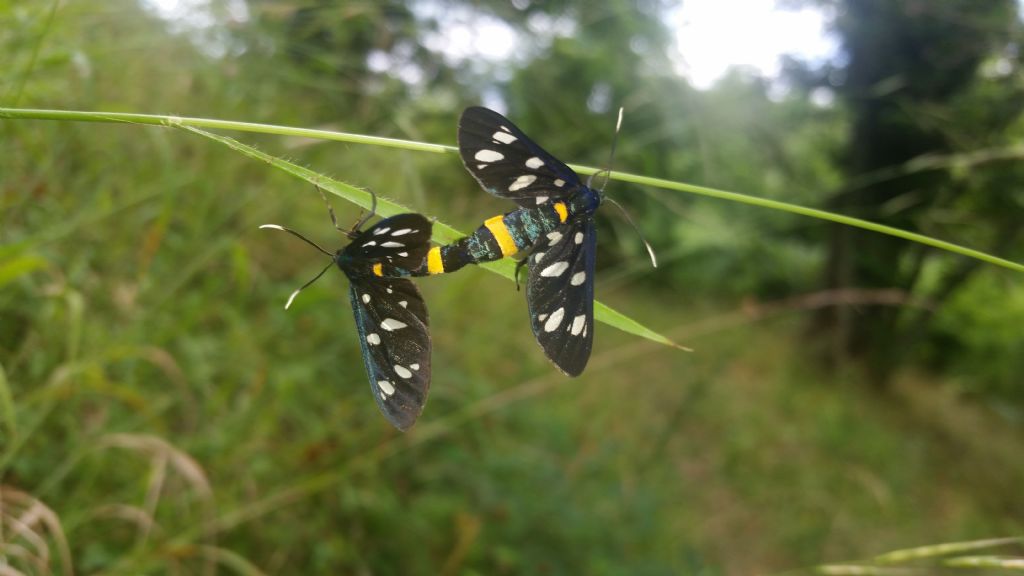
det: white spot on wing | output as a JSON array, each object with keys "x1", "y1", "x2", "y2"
[
  {"x1": 391, "y1": 228, "x2": 413, "y2": 236},
  {"x1": 536, "y1": 196, "x2": 548, "y2": 204},
  {"x1": 381, "y1": 241, "x2": 404, "y2": 248},
  {"x1": 509, "y1": 174, "x2": 537, "y2": 192},
  {"x1": 544, "y1": 308, "x2": 565, "y2": 332},
  {"x1": 534, "y1": 252, "x2": 545, "y2": 262},
  {"x1": 363, "y1": 240, "x2": 376, "y2": 247},
  {"x1": 574, "y1": 231, "x2": 584, "y2": 244},
  {"x1": 525, "y1": 156, "x2": 544, "y2": 169},
  {"x1": 361, "y1": 293, "x2": 371, "y2": 304},
  {"x1": 373, "y1": 227, "x2": 390, "y2": 235},
  {"x1": 410, "y1": 363, "x2": 420, "y2": 370},
  {"x1": 475, "y1": 149, "x2": 504, "y2": 163},
  {"x1": 571, "y1": 315, "x2": 586, "y2": 336},
  {"x1": 399, "y1": 300, "x2": 408, "y2": 308},
  {"x1": 546, "y1": 231, "x2": 562, "y2": 245},
  {"x1": 540, "y1": 261, "x2": 569, "y2": 277},
  {"x1": 386, "y1": 287, "x2": 393, "y2": 294},
  {"x1": 571, "y1": 271, "x2": 586, "y2": 286},
  {"x1": 538, "y1": 313, "x2": 548, "y2": 321},
  {"x1": 378, "y1": 380, "x2": 395, "y2": 396},
  {"x1": 554, "y1": 179, "x2": 566, "y2": 187},
  {"x1": 492, "y1": 131, "x2": 517, "y2": 144},
  {"x1": 394, "y1": 365, "x2": 413, "y2": 379},
  {"x1": 367, "y1": 333, "x2": 381, "y2": 345},
  {"x1": 381, "y1": 318, "x2": 407, "y2": 331}
]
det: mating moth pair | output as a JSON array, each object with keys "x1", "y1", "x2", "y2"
[{"x1": 264, "y1": 106, "x2": 647, "y2": 430}]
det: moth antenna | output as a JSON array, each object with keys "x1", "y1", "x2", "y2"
[
  {"x1": 604, "y1": 196, "x2": 657, "y2": 269},
  {"x1": 283, "y1": 261, "x2": 334, "y2": 310},
  {"x1": 587, "y1": 106, "x2": 625, "y2": 192},
  {"x1": 259, "y1": 224, "x2": 333, "y2": 257}
]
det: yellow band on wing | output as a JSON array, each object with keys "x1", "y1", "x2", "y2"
[
  {"x1": 372, "y1": 263, "x2": 383, "y2": 277},
  {"x1": 553, "y1": 201, "x2": 568, "y2": 223},
  {"x1": 484, "y1": 214, "x2": 518, "y2": 257},
  {"x1": 426, "y1": 246, "x2": 444, "y2": 275}
]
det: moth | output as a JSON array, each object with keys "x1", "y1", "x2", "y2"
[
  {"x1": 262, "y1": 191, "x2": 432, "y2": 430},
  {"x1": 417, "y1": 107, "x2": 648, "y2": 376}
]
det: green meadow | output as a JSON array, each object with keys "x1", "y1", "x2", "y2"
[{"x1": 2, "y1": 1, "x2": 1023, "y2": 573}]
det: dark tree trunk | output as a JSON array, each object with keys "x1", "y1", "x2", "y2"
[{"x1": 816, "y1": 0, "x2": 1017, "y2": 384}]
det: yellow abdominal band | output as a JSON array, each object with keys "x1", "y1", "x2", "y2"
[
  {"x1": 372, "y1": 263, "x2": 383, "y2": 277},
  {"x1": 553, "y1": 202, "x2": 568, "y2": 223},
  {"x1": 426, "y1": 246, "x2": 444, "y2": 275},
  {"x1": 484, "y1": 214, "x2": 518, "y2": 257}
]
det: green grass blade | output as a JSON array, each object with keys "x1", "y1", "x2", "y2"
[
  {"x1": 595, "y1": 169, "x2": 1024, "y2": 273},
  {"x1": 874, "y1": 536, "x2": 1024, "y2": 563},
  {"x1": 944, "y1": 555, "x2": 1024, "y2": 569},
  {"x1": 0, "y1": 107, "x2": 453, "y2": 153},
  {"x1": 1, "y1": 107, "x2": 1020, "y2": 273},
  {"x1": 0, "y1": 361, "x2": 15, "y2": 438},
  {"x1": 179, "y1": 125, "x2": 684, "y2": 349},
  {"x1": 0, "y1": 254, "x2": 49, "y2": 288}
]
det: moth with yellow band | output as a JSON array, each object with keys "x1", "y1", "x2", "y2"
[{"x1": 411, "y1": 105, "x2": 615, "y2": 377}]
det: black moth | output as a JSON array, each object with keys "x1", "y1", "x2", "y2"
[
  {"x1": 455, "y1": 106, "x2": 608, "y2": 376},
  {"x1": 261, "y1": 191, "x2": 432, "y2": 431}
]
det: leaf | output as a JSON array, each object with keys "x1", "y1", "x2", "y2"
[
  {"x1": 0, "y1": 361, "x2": 15, "y2": 438},
  {"x1": 179, "y1": 125, "x2": 685, "y2": 350},
  {"x1": 0, "y1": 254, "x2": 48, "y2": 288},
  {"x1": 874, "y1": 536, "x2": 1024, "y2": 564}
]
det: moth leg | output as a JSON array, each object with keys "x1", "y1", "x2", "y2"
[
  {"x1": 513, "y1": 241, "x2": 544, "y2": 292},
  {"x1": 316, "y1": 184, "x2": 378, "y2": 238},
  {"x1": 315, "y1": 185, "x2": 345, "y2": 232},
  {"x1": 347, "y1": 189, "x2": 379, "y2": 237}
]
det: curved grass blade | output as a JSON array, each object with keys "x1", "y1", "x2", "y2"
[
  {"x1": 0, "y1": 107, "x2": 1020, "y2": 273},
  {"x1": 586, "y1": 169, "x2": 1024, "y2": 274}
]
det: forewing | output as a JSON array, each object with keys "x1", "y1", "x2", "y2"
[
  {"x1": 459, "y1": 106, "x2": 583, "y2": 207},
  {"x1": 525, "y1": 220, "x2": 596, "y2": 376},
  {"x1": 346, "y1": 213, "x2": 432, "y2": 271},
  {"x1": 349, "y1": 278, "x2": 431, "y2": 430}
]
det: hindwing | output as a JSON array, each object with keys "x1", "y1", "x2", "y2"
[
  {"x1": 525, "y1": 220, "x2": 596, "y2": 376},
  {"x1": 349, "y1": 277, "x2": 431, "y2": 431}
]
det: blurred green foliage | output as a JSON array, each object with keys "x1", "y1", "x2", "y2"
[{"x1": 1, "y1": 0, "x2": 1023, "y2": 574}]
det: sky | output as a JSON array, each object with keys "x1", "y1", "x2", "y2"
[
  {"x1": 142, "y1": 0, "x2": 841, "y2": 90},
  {"x1": 669, "y1": 0, "x2": 838, "y2": 89}
]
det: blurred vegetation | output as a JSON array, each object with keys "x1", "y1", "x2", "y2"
[{"x1": 1, "y1": 0, "x2": 1023, "y2": 574}]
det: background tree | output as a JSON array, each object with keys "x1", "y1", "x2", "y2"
[{"x1": 806, "y1": 0, "x2": 1024, "y2": 383}]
